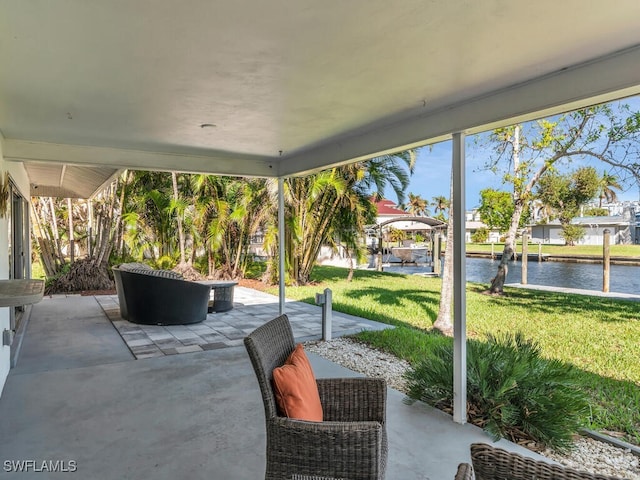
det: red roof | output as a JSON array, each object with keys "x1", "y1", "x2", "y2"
[{"x1": 374, "y1": 199, "x2": 407, "y2": 216}]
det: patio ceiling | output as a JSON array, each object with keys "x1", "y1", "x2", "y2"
[
  {"x1": 1, "y1": 0, "x2": 640, "y2": 197},
  {"x1": 23, "y1": 162, "x2": 120, "y2": 198}
]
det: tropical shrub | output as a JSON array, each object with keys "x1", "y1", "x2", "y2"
[
  {"x1": 471, "y1": 227, "x2": 489, "y2": 243},
  {"x1": 44, "y1": 259, "x2": 112, "y2": 294},
  {"x1": 404, "y1": 333, "x2": 588, "y2": 452},
  {"x1": 560, "y1": 224, "x2": 586, "y2": 246}
]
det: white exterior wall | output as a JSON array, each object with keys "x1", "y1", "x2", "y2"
[
  {"x1": 531, "y1": 224, "x2": 625, "y2": 245},
  {"x1": 579, "y1": 226, "x2": 626, "y2": 246},
  {"x1": 579, "y1": 226, "x2": 606, "y2": 245},
  {"x1": 531, "y1": 225, "x2": 569, "y2": 245},
  {"x1": 0, "y1": 135, "x2": 31, "y2": 395}
]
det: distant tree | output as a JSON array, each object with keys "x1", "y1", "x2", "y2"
[
  {"x1": 536, "y1": 167, "x2": 600, "y2": 245},
  {"x1": 471, "y1": 227, "x2": 489, "y2": 243},
  {"x1": 483, "y1": 102, "x2": 640, "y2": 294},
  {"x1": 559, "y1": 224, "x2": 586, "y2": 246},
  {"x1": 597, "y1": 171, "x2": 622, "y2": 207},
  {"x1": 432, "y1": 195, "x2": 449, "y2": 221},
  {"x1": 387, "y1": 227, "x2": 406, "y2": 246},
  {"x1": 532, "y1": 200, "x2": 556, "y2": 224},
  {"x1": 583, "y1": 207, "x2": 609, "y2": 217},
  {"x1": 407, "y1": 192, "x2": 430, "y2": 216},
  {"x1": 477, "y1": 189, "x2": 529, "y2": 232}
]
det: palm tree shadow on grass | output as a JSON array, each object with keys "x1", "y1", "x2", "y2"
[
  {"x1": 341, "y1": 286, "x2": 440, "y2": 328},
  {"x1": 294, "y1": 285, "x2": 440, "y2": 330},
  {"x1": 469, "y1": 284, "x2": 640, "y2": 323},
  {"x1": 309, "y1": 265, "x2": 411, "y2": 284}
]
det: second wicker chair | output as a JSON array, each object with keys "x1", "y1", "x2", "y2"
[{"x1": 455, "y1": 443, "x2": 623, "y2": 480}]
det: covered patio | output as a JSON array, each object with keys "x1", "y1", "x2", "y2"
[
  {"x1": 0, "y1": 292, "x2": 542, "y2": 479},
  {"x1": 1, "y1": 1, "x2": 640, "y2": 477}
]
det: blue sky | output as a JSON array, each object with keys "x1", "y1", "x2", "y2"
[{"x1": 397, "y1": 96, "x2": 640, "y2": 211}]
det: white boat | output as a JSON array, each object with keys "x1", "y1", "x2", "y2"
[{"x1": 390, "y1": 247, "x2": 429, "y2": 263}]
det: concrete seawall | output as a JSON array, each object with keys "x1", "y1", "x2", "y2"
[{"x1": 466, "y1": 251, "x2": 640, "y2": 266}]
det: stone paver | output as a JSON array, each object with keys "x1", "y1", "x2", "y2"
[{"x1": 96, "y1": 287, "x2": 390, "y2": 359}]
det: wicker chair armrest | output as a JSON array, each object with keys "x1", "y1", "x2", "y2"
[
  {"x1": 316, "y1": 377, "x2": 386, "y2": 423},
  {"x1": 454, "y1": 463, "x2": 474, "y2": 480},
  {"x1": 269, "y1": 417, "x2": 385, "y2": 479}
]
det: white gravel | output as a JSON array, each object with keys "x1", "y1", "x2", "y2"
[{"x1": 305, "y1": 337, "x2": 640, "y2": 480}]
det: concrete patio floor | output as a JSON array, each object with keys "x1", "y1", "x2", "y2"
[{"x1": 0, "y1": 290, "x2": 545, "y2": 479}]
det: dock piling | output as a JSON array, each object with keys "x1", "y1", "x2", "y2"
[
  {"x1": 603, "y1": 229, "x2": 610, "y2": 293},
  {"x1": 521, "y1": 229, "x2": 528, "y2": 285}
]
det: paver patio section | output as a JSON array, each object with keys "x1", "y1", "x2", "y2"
[{"x1": 95, "y1": 286, "x2": 391, "y2": 358}]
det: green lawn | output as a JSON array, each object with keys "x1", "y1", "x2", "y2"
[
  {"x1": 467, "y1": 242, "x2": 640, "y2": 257},
  {"x1": 268, "y1": 265, "x2": 640, "y2": 443},
  {"x1": 31, "y1": 261, "x2": 46, "y2": 280}
]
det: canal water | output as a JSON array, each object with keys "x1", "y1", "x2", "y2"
[{"x1": 383, "y1": 257, "x2": 640, "y2": 295}]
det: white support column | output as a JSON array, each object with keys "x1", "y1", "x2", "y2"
[
  {"x1": 278, "y1": 177, "x2": 286, "y2": 315},
  {"x1": 452, "y1": 132, "x2": 467, "y2": 424}
]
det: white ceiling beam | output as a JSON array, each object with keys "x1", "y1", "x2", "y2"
[
  {"x1": 58, "y1": 164, "x2": 67, "y2": 187},
  {"x1": 279, "y1": 45, "x2": 640, "y2": 176},
  {"x1": 89, "y1": 169, "x2": 123, "y2": 200},
  {"x1": 3, "y1": 140, "x2": 277, "y2": 178}
]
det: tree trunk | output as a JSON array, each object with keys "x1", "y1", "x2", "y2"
[
  {"x1": 31, "y1": 200, "x2": 58, "y2": 276},
  {"x1": 31, "y1": 198, "x2": 62, "y2": 275},
  {"x1": 171, "y1": 171, "x2": 187, "y2": 265},
  {"x1": 232, "y1": 227, "x2": 245, "y2": 278},
  {"x1": 489, "y1": 200, "x2": 525, "y2": 294},
  {"x1": 490, "y1": 124, "x2": 522, "y2": 295},
  {"x1": 433, "y1": 176, "x2": 454, "y2": 335},
  {"x1": 346, "y1": 246, "x2": 354, "y2": 282},
  {"x1": 48, "y1": 197, "x2": 64, "y2": 261},
  {"x1": 88, "y1": 199, "x2": 94, "y2": 258},
  {"x1": 67, "y1": 198, "x2": 75, "y2": 263},
  {"x1": 94, "y1": 181, "x2": 118, "y2": 267},
  {"x1": 116, "y1": 171, "x2": 129, "y2": 258}
]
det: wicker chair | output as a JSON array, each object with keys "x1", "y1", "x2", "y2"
[
  {"x1": 244, "y1": 314, "x2": 387, "y2": 480},
  {"x1": 455, "y1": 443, "x2": 623, "y2": 480}
]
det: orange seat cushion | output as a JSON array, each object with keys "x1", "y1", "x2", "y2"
[{"x1": 272, "y1": 344, "x2": 323, "y2": 422}]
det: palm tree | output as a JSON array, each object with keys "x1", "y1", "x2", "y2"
[
  {"x1": 387, "y1": 227, "x2": 406, "y2": 246},
  {"x1": 433, "y1": 180, "x2": 453, "y2": 336},
  {"x1": 120, "y1": 171, "x2": 193, "y2": 267},
  {"x1": 122, "y1": 172, "x2": 174, "y2": 263},
  {"x1": 270, "y1": 150, "x2": 416, "y2": 285},
  {"x1": 109, "y1": 149, "x2": 415, "y2": 285},
  {"x1": 598, "y1": 171, "x2": 622, "y2": 208},
  {"x1": 191, "y1": 175, "x2": 269, "y2": 279},
  {"x1": 432, "y1": 195, "x2": 449, "y2": 216},
  {"x1": 431, "y1": 195, "x2": 450, "y2": 223},
  {"x1": 171, "y1": 171, "x2": 187, "y2": 265},
  {"x1": 360, "y1": 150, "x2": 416, "y2": 204},
  {"x1": 407, "y1": 193, "x2": 429, "y2": 216}
]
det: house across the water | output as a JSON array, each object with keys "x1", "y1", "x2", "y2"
[{"x1": 530, "y1": 206, "x2": 640, "y2": 245}]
